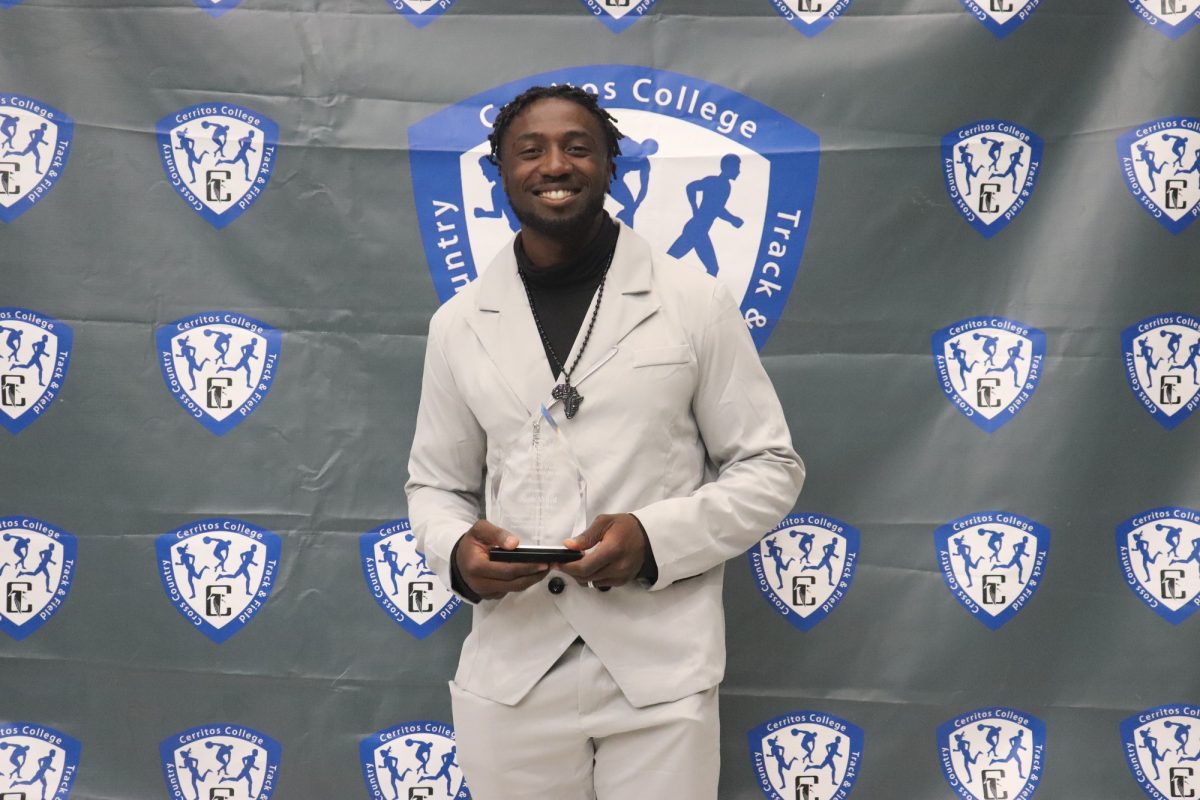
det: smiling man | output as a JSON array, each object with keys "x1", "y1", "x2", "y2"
[{"x1": 406, "y1": 85, "x2": 804, "y2": 799}]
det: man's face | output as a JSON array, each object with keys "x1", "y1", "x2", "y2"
[{"x1": 498, "y1": 97, "x2": 613, "y2": 240}]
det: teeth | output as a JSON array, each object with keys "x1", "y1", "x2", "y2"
[{"x1": 539, "y1": 189, "x2": 575, "y2": 200}]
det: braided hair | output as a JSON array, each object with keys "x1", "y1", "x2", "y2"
[{"x1": 486, "y1": 84, "x2": 624, "y2": 167}]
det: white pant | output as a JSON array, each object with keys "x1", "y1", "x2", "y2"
[{"x1": 450, "y1": 640, "x2": 720, "y2": 800}]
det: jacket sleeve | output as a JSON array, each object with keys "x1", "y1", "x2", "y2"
[
  {"x1": 405, "y1": 309, "x2": 487, "y2": 603},
  {"x1": 632, "y1": 280, "x2": 805, "y2": 589}
]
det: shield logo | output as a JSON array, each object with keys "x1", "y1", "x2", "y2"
[
  {"x1": 156, "y1": 312, "x2": 282, "y2": 436},
  {"x1": 1122, "y1": 705, "x2": 1200, "y2": 799},
  {"x1": 1117, "y1": 117, "x2": 1200, "y2": 234},
  {"x1": 161, "y1": 724, "x2": 282, "y2": 800},
  {"x1": 942, "y1": 120, "x2": 1043, "y2": 238},
  {"x1": 387, "y1": 0, "x2": 457, "y2": 27},
  {"x1": 0, "y1": 308, "x2": 72, "y2": 435},
  {"x1": 156, "y1": 519, "x2": 281, "y2": 643},
  {"x1": 937, "y1": 707, "x2": 1046, "y2": 799},
  {"x1": 768, "y1": 0, "x2": 854, "y2": 37},
  {"x1": 0, "y1": 517, "x2": 76, "y2": 641},
  {"x1": 748, "y1": 712, "x2": 864, "y2": 800},
  {"x1": 957, "y1": 0, "x2": 1043, "y2": 38},
  {"x1": 748, "y1": 514, "x2": 858, "y2": 632},
  {"x1": 189, "y1": 0, "x2": 244, "y2": 16},
  {"x1": 0, "y1": 95, "x2": 73, "y2": 223},
  {"x1": 1117, "y1": 507, "x2": 1200, "y2": 625},
  {"x1": 409, "y1": 65, "x2": 820, "y2": 351},
  {"x1": 935, "y1": 512, "x2": 1050, "y2": 630},
  {"x1": 933, "y1": 316, "x2": 1046, "y2": 433},
  {"x1": 576, "y1": 0, "x2": 659, "y2": 34},
  {"x1": 1126, "y1": 0, "x2": 1200, "y2": 39},
  {"x1": 1122, "y1": 313, "x2": 1200, "y2": 430},
  {"x1": 360, "y1": 520, "x2": 462, "y2": 640},
  {"x1": 360, "y1": 721, "x2": 470, "y2": 800},
  {"x1": 0, "y1": 723, "x2": 82, "y2": 799},
  {"x1": 156, "y1": 103, "x2": 278, "y2": 228}
]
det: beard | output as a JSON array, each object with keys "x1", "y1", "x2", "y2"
[{"x1": 508, "y1": 186, "x2": 608, "y2": 243}]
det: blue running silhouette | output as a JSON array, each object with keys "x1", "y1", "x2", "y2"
[
  {"x1": 667, "y1": 154, "x2": 744, "y2": 277},
  {"x1": 979, "y1": 137, "x2": 1004, "y2": 171},
  {"x1": 1136, "y1": 143, "x2": 1166, "y2": 193},
  {"x1": 217, "y1": 544, "x2": 259, "y2": 595},
  {"x1": 990, "y1": 146, "x2": 1026, "y2": 194},
  {"x1": 378, "y1": 746, "x2": 404, "y2": 800},
  {"x1": 176, "y1": 335, "x2": 208, "y2": 392},
  {"x1": 990, "y1": 730, "x2": 1027, "y2": 779},
  {"x1": 765, "y1": 737, "x2": 796, "y2": 791},
  {"x1": 814, "y1": 735, "x2": 843, "y2": 785},
  {"x1": 203, "y1": 536, "x2": 232, "y2": 572},
  {"x1": 0, "y1": 114, "x2": 18, "y2": 150},
  {"x1": 788, "y1": 529, "x2": 816, "y2": 565},
  {"x1": 1161, "y1": 330, "x2": 1184, "y2": 364},
  {"x1": 174, "y1": 544, "x2": 208, "y2": 600},
  {"x1": 399, "y1": 738, "x2": 433, "y2": 780},
  {"x1": 11, "y1": 751, "x2": 55, "y2": 800},
  {"x1": 1170, "y1": 340, "x2": 1200, "y2": 383},
  {"x1": 473, "y1": 156, "x2": 518, "y2": 232},
  {"x1": 204, "y1": 740, "x2": 234, "y2": 776},
  {"x1": 1169, "y1": 537, "x2": 1200, "y2": 568},
  {"x1": 977, "y1": 528, "x2": 1005, "y2": 564},
  {"x1": 764, "y1": 536, "x2": 793, "y2": 590},
  {"x1": 203, "y1": 329, "x2": 233, "y2": 366},
  {"x1": 802, "y1": 540, "x2": 839, "y2": 587},
  {"x1": 179, "y1": 748, "x2": 210, "y2": 800},
  {"x1": 1132, "y1": 532, "x2": 1160, "y2": 583},
  {"x1": 232, "y1": 749, "x2": 260, "y2": 796},
  {"x1": 1164, "y1": 721, "x2": 1192, "y2": 756},
  {"x1": 174, "y1": 128, "x2": 205, "y2": 184},
  {"x1": 216, "y1": 130, "x2": 257, "y2": 182},
  {"x1": 217, "y1": 339, "x2": 259, "y2": 389},
  {"x1": 1, "y1": 532, "x2": 31, "y2": 574},
  {"x1": 13, "y1": 334, "x2": 50, "y2": 386},
  {"x1": 953, "y1": 536, "x2": 983, "y2": 588},
  {"x1": 0, "y1": 740, "x2": 29, "y2": 778},
  {"x1": 1140, "y1": 728, "x2": 1168, "y2": 781},
  {"x1": 418, "y1": 745, "x2": 458, "y2": 796},
  {"x1": 2, "y1": 122, "x2": 49, "y2": 175},
  {"x1": 610, "y1": 136, "x2": 659, "y2": 227},
  {"x1": 17, "y1": 544, "x2": 57, "y2": 593},
  {"x1": 953, "y1": 732, "x2": 981, "y2": 783},
  {"x1": 950, "y1": 340, "x2": 977, "y2": 391},
  {"x1": 957, "y1": 145, "x2": 983, "y2": 196},
  {"x1": 1176, "y1": 149, "x2": 1200, "y2": 178},
  {"x1": 987, "y1": 341, "x2": 1025, "y2": 388},
  {"x1": 996, "y1": 536, "x2": 1031, "y2": 583},
  {"x1": 0, "y1": 326, "x2": 23, "y2": 362},
  {"x1": 1157, "y1": 524, "x2": 1184, "y2": 559},
  {"x1": 1163, "y1": 134, "x2": 1190, "y2": 169},
  {"x1": 401, "y1": 533, "x2": 436, "y2": 578},
  {"x1": 972, "y1": 333, "x2": 1000, "y2": 367},
  {"x1": 1137, "y1": 337, "x2": 1162, "y2": 388},
  {"x1": 201, "y1": 121, "x2": 232, "y2": 159},
  {"x1": 791, "y1": 727, "x2": 818, "y2": 764},
  {"x1": 978, "y1": 723, "x2": 1003, "y2": 758}
]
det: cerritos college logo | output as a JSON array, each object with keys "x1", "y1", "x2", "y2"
[
  {"x1": 387, "y1": 0, "x2": 457, "y2": 27},
  {"x1": 0, "y1": 517, "x2": 76, "y2": 641},
  {"x1": 360, "y1": 519, "x2": 461, "y2": 639},
  {"x1": 360, "y1": 721, "x2": 469, "y2": 800},
  {"x1": 935, "y1": 512, "x2": 1049, "y2": 630},
  {"x1": 958, "y1": 0, "x2": 1043, "y2": 38},
  {"x1": 156, "y1": 312, "x2": 281, "y2": 436},
  {"x1": 0, "y1": 307, "x2": 72, "y2": 435},
  {"x1": 0, "y1": 94, "x2": 72, "y2": 223},
  {"x1": 1122, "y1": 313, "x2": 1200, "y2": 430},
  {"x1": 1117, "y1": 507, "x2": 1200, "y2": 625},
  {"x1": 578, "y1": 0, "x2": 659, "y2": 33},
  {"x1": 1122, "y1": 705, "x2": 1200, "y2": 799},
  {"x1": 161, "y1": 724, "x2": 281, "y2": 800},
  {"x1": 937, "y1": 707, "x2": 1046, "y2": 800},
  {"x1": 0, "y1": 723, "x2": 81, "y2": 800},
  {"x1": 933, "y1": 316, "x2": 1045, "y2": 433},
  {"x1": 156, "y1": 518, "x2": 281, "y2": 643},
  {"x1": 1118, "y1": 117, "x2": 1200, "y2": 234},
  {"x1": 409, "y1": 65, "x2": 820, "y2": 351},
  {"x1": 748, "y1": 711, "x2": 863, "y2": 800},
  {"x1": 748, "y1": 514, "x2": 858, "y2": 632},
  {"x1": 942, "y1": 120, "x2": 1043, "y2": 238},
  {"x1": 156, "y1": 103, "x2": 278, "y2": 228},
  {"x1": 1127, "y1": 0, "x2": 1200, "y2": 39},
  {"x1": 768, "y1": 0, "x2": 853, "y2": 37}
]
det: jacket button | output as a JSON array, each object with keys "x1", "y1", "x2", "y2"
[{"x1": 548, "y1": 577, "x2": 565, "y2": 595}]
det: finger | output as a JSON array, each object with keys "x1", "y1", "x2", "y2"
[
  {"x1": 564, "y1": 515, "x2": 613, "y2": 552},
  {"x1": 467, "y1": 519, "x2": 518, "y2": 549},
  {"x1": 470, "y1": 558, "x2": 549, "y2": 582},
  {"x1": 559, "y1": 542, "x2": 618, "y2": 581}
]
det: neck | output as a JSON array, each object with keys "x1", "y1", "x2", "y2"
[{"x1": 519, "y1": 214, "x2": 607, "y2": 269}]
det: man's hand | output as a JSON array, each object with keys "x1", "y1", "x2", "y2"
[
  {"x1": 455, "y1": 520, "x2": 549, "y2": 600},
  {"x1": 558, "y1": 513, "x2": 647, "y2": 589}
]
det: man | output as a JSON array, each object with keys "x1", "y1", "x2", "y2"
[{"x1": 406, "y1": 85, "x2": 804, "y2": 799}]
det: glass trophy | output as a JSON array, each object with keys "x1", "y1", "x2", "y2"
[{"x1": 490, "y1": 405, "x2": 588, "y2": 545}]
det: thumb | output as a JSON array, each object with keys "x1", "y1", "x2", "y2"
[
  {"x1": 564, "y1": 515, "x2": 613, "y2": 551},
  {"x1": 468, "y1": 519, "x2": 518, "y2": 549}
]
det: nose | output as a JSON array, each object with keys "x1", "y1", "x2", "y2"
[{"x1": 540, "y1": 145, "x2": 571, "y2": 177}]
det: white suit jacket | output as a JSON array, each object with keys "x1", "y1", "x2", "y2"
[{"x1": 406, "y1": 223, "x2": 804, "y2": 708}]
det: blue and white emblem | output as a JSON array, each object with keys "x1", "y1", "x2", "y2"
[
  {"x1": 577, "y1": 0, "x2": 658, "y2": 33},
  {"x1": 409, "y1": 65, "x2": 820, "y2": 351},
  {"x1": 942, "y1": 120, "x2": 1043, "y2": 238},
  {"x1": 935, "y1": 512, "x2": 1049, "y2": 630},
  {"x1": 156, "y1": 312, "x2": 281, "y2": 436},
  {"x1": 748, "y1": 514, "x2": 858, "y2": 632},
  {"x1": 161, "y1": 724, "x2": 281, "y2": 800},
  {"x1": 748, "y1": 711, "x2": 863, "y2": 800},
  {"x1": 156, "y1": 519, "x2": 281, "y2": 643},
  {"x1": 387, "y1": 0, "x2": 457, "y2": 27},
  {"x1": 0, "y1": 95, "x2": 72, "y2": 223},
  {"x1": 1122, "y1": 705, "x2": 1200, "y2": 799},
  {"x1": 958, "y1": 0, "x2": 1043, "y2": 38},
  {"x1": 0, "y1": 517, "x2": 76, "y2": 641},
  {"x1": 1117, "y1": 117, "x2": 1200, "y2": 234},
  {"x1": 190, "y1": 0, "x2": 243, "y2": 16},
  {"x1": 156, "y1": 103, "x2": 278, "y2": 228},
  {"x1": 360, "y1": 721, "x2": 470, "y2": 800},
  {"x1": 0, "y1": 0, "x2": 26, "y2": 8},
  {"x1": 360, "y1": 519, "x2": 461, "y2": 640},
  {"x1": 938, "y1": 707, "x2": 1046, "y2": 799},
  {"x1": 1117, "y1": 507, "x2": 1200, "y2": 625},
  {"x1": 0, "y1": 308, "x2": 72, "y2": 435},
  {"x1": 768, "y1": 0, "x2": 853, "y2": 37},
  {"x1": 0, "y1": 722, "x2": 81, "y2": 800},
  {"x1": 1122, "y1": 313, "x2": 1200, "y2": 430},
  {"x1": 933, "y1": 316, "x2": 1046, "y2": 433},
  {"x1": 1126, "y1": 0, "x2": 1200, "y2": 39}
]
